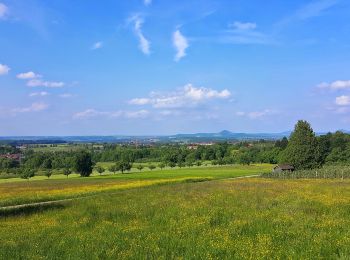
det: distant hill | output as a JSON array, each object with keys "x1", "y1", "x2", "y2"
[
  {"x1": 172, "y1": 130, "x2": 292, "y2": 141},
  {"x1": 1, "y1": 129, "x2": 348, "y2": 144}
]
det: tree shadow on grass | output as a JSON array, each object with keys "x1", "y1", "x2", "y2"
[{"x1": 0, "y1": 202, "x2": 69, "y2": 218}]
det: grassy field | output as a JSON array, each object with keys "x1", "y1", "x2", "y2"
[
  {"x1": 29, "y1": 144, "x2": 104, "y2": 152},
  {"x1": 1, "y1": 176, "x2": 350, "y2": 259},
  {"x1": 0, "y1": 164, "x2": 271, "y2": 207}
]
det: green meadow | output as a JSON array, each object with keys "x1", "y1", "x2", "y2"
[
  {"x1": 1, "y1": 164, "x2": 350, "y2": 259},
  {"x1": 0, "y1": 164, "x2": 271, "y2": 207}
]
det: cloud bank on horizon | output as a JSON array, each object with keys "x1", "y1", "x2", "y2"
[{"x1": 1, "y1": 0, "x2": 350, "y2": 135}]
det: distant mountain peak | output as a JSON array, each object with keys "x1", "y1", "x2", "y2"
[{"x1": 219, "y1": 130, "x2": 233, "y2": 136}]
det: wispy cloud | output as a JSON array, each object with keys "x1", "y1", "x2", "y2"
[
  {"x1": 13, "y1": 102, "x2": 49, "y2": 113},
  {"x1": 129, "y1": 84, "x2": 231, "y2": 108},
  {"x1": 0, "y1": 3, "x2": 8, "y2": 19},
  {"x1": 0, "y1": 63, "x2": 10, "y2": 75},
  {"x1": 173, "y1": 30, "x2": 189, "y2": 62},
  {"x1": 318, "y1": 80, "x2": 350, "y2": 90},
  {"x1": 91, "y1": 41, "x2": 103, "y2": 50},
  {"x1": 29, "y1": 91, "x2": 49, "y2": 97},
  {"x1": 59, "y1": 93, "x2": 74, "y2": 98},
  {"x1": 229, "y1": 21, "x2": 257, "y2": 31},
  {"x1": 222, "y1": 21, "x2": 273, "y2": 45},
  {"x1": 236, "y1": 109, "x2": 276, "y2": 119},
  {"x1": 27, "y1": 79, "x2": 65, "y2": 88},
  {"x1": 277, "y1": 0, "x2": 339, "y2": 28},
  {"x1": 73, "y1": 109, "x2": 149, "y2": 119},
  {"x1": 129, "y1": 15, "x2": 151, "y2": 55},
  {"x1": 295, "y1": 0, "x2": 338, "y2": 20},
  {"x1": 144, "y1": 0, "x2": 152, "y2": 6}
]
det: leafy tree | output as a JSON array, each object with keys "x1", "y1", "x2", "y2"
[
  {"x1": 95, "y1": 165, "x2": 105, "y2": 176},
  {"x1": 317, "y1": 133, "x2": 332, "y2": 165},
  {"x1": 279, "y1": 120, "x2": 320, "y2": 170},
  {"x1": 259, "y1": 148, "x2": 281, "y2": 164},
  {"x1": 117, "y1": 160, "x2": 132, "y2": 174},
  {"x1": 63, "y1": 168, "x2": 72, "y2": 178},
  {"x1": 148, "y1": 164, "x2": 156, "y2": 171},
  {"x1": 42, "y1": 158, "x2": 52, "y2": 170},
  {"x1": 159, "y1": 163, "x2": 166, "y2": 170},
  {"x1": 275, "y1": 137, "x2": 288, "y2": 149},
  {"x1": 137, "y1": 165, "x2": 144, "y2": 172},
  {"x1": 74, "y1": 151, "x2": 93, "y2": 177},
  {"x1": 178, "y1": 162, "x2": 185, "y2": 168},
  {"x1": 44, "y1": 170, "x2": 53, "y2": 179},
  {"x1": 325, "y1": 146, "x2": 350, "y2": 164},
  {"x1": 108, "y1": 164, "x2": 118, "y2": 174},
  {"x1": 196, "y1": 161, "x2": 202, "y2": 167},
  {"x1": 20, "y1": 168, "x2": 35, "y2": 180},
  {"x1": 236, "y1": 152, "x2": 252, "y2": 165},
  {"x1": 168, "y1": 161, "x2": 176, "y2": 168},
  {"x1": 186, "y1": 161, "x2": 193, "y2": 167}
]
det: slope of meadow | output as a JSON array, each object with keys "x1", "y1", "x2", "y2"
[
  {"x1": 0, "y1": 164, "x2": 271, "y2": 207},
  {"x1": 1, "y1": 174, "x2": 350, "y2": 259}
]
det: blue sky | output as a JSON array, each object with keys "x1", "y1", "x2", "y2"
[{"x1": 1, "y1": 0, "x2": 350, "y2": 135}]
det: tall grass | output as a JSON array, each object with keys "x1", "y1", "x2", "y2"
[
  {"x1": 1, "y1": 178, "x2": 350, "y2": 259},
  {"x1": 262, "y1": 165, "x2": 350, "y2": 179}
]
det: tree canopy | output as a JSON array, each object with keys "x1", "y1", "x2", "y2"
[
  {"x1": 74, "y1": 151, "x2": 93, "y2": 177},
  {"x1": 279, "y1": 120, "x2": 320, "y2": 170}
]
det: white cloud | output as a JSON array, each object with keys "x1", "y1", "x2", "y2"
[
  {"x1": 230, "y1": 21, "x2": 257, "y2": 30},
  {"x1": 236, "y1": 109, "x2": 275, "y2": 119},
  {"x1": 144, "y1": 0, "x2": 152, "y2": 6},
  {"x1": 0, "y1": 64, "x2": 10, "y2": 75},
  {"x1": 73, "y1": 109, "x2": 149, "y2": 119},
  {"x1": 335, "y1": 95, "x2": 350, "y2": 106},
  {"x1": 91, "y1": 41, "x2": 103, "y2": 50},
  {"x1": 13, "y1": 102, "x2": 49, "y2": 113},
  {"x1": 17, "y1": 71, "x2": 41, "y2": 79},
  {"x1": 27, "y1": 79, "x2": 65, "y2": 88},
  {"x1": 173, "y1": 30, "x2": 189, "y2": 62},
  {"x1": 129, "y1": 98, "x2": 151, "y2": 105},
  {"x1": 29, "y1": 91, "x2": 49, "y2": 97},
  {"x1": 129, "y1": 84, "x2": 231, "y2": 108},
  {"x1": 129, "y1": 15, "x2": 151, "y2": 55},
  {"x1": 0, "y1": 3, "x2": 8, "y2": 19},
  {"x1": 17, "y1": 71, "x2": 65, "y2": 88},
  {"x1": 318, "y1": 80, "x2": 350, "y2": 90}
]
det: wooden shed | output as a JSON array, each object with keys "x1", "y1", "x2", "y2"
[{"x1": 273, "y1": 164, "x2": 295, "y2": 173}]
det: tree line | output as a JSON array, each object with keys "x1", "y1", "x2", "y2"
[{"x1": 1, "y1": 120, "x2": 349, "y2": 177}]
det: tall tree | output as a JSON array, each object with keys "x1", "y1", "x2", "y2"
[
  {"x1": 279, "y1": 120, "x2": 320, "y2": 170},
  {"x1": 74, "y1": 151, "x2": 93, "y2": 177},
  {"x1": 117, "y1": 160, "x2": 132, "y2": 174}
]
